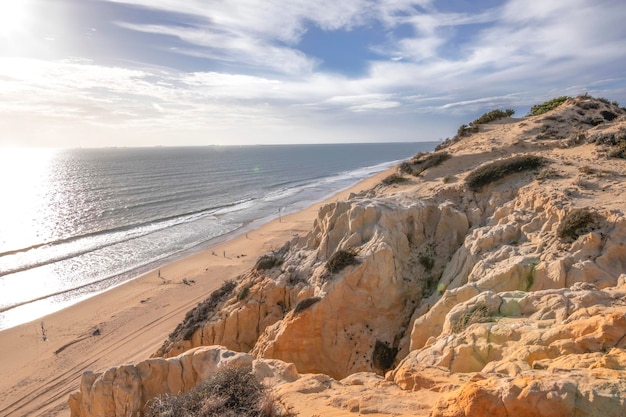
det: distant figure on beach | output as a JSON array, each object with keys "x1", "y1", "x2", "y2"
[
  {"x1": 223, "y1": 250, "x2": 226, "y2": 257},
  {"x1": 157, "y1": 269, "x2": 161, "y2": 278}
]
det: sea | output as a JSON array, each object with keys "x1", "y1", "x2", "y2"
[{"x1": 0, "y1": 142, "x2": 435, "y2": 330}]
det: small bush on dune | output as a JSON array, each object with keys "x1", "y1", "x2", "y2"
[
  {"x1": 382, "y1": 173, "x2": 408, "y2": 185},
  {"x1": 528, "y1": 96, "x2": 570, "y2": 116},
  {"x1": 293, "y1": 297, "x2": 321, "y2": 315},
  {"x1": 255, "y1": 255, "x2": 283, "y2": 271},
  {"x1": 557, "y1": 208, "x2": 595, "y2": 241},
  {"x1": 168, "y1": 280, "x2": 237, "y2": 342},
  {"x1": 146, "y1": 365, "x2": 296, "y2": 417},
  {"x1": 465, "y1": 155, "x2": 545, "y2": 192},
  {"x1": 452, "y1": 304, "x2": 493, "y2": 334},
  {"x1": 326, "y1": 248, "x2": 358, "y2": 273},
  {"x1": 401, "y1": 152, "x2": 451, "y2": 176},
  {"x1": 609, "y1": 140, "x2": 626, "y2": 159},
  {"x1": 472, "y1": 109, "x2": 516, "y2": 125},
  {"x1": 456, "y1": 109, "x2": 515, "y2": 138}
]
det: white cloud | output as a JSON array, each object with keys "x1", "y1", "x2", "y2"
[{"x1": 2, "y1": 0, "x2": 626, "y2": 147}]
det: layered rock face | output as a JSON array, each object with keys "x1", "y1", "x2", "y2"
[
  {"x1": 159, "y1": 198, "x2": 470, "y2": 378},
  {"x1": 68, "y1": 346, "x2": 298, "y2": 417},
  {"x1": 69, "y1": 96, "x2": 626, "y2": 416}
]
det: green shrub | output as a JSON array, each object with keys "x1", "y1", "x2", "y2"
[
  {"x1": 465, "y1": 155, "x2": 545, "y2": 191},
  {"x1": 168, "y1": 280, "x2": 237, "y2": 342},
  {"x1": 472, "y1": 109, "x2": 515, "y2": 125},
  {"x1": 401, "y1": 152, "x2": 451, "y2": 176},
  {"x1": 237, "y1": 284, "x2": 251, "y2": 301},
  {"x1": 255, "y1": 255, "x2": 283, "y2": 271},
  {"x1": 326, "y1": 248, "x2": 358, "y2": 273},
  {"x1": 557, "y1": 209, "x2": 595, "y2": 241},
  {"x1": 456, "y1": 109, "x2": 515, "y2": 138},
  {"x1": 382, "y1": 173, "x2": 408, "y2": 185},
  {"x1": 418, "y1": 254, "x2": 435, "y2": 272},
  {"x1": 146, "y1": 365, "x2": 295, "y2": 417},
  {"x1": 529, "y1": 96, "x2": 570, "y2": 116}
]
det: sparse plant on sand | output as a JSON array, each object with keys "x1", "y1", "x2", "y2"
[
  {"x1": 167, "y1": 280, "x2": 237, "y2": 342},
  {"x1": 146, "y1": 365, "x2": 296, "y2": 417},
  {"x1": 326, "y1": 248, "x2": 359, "y2": 273},
  {"x1": 465, "y1": 155, "x2": 546, "y2": 191},
  {"x1": 452, "y1": 304, "x2": 494, "y2": 334},
  {"x1": 528, "y1": 96, "x2": 570, "y2": 116},
  {"x1": 400, "y1": 152, "x2": 451, "y2": 176},
  {"x1": 293, "y1": 297, "x2": 322, "y2": 315},
  {"x1": 255, "y1": 255, "x2": 283, "y2": 271},
  {"x1": 237, "y1": 284, "x2": 251, "y2": 301},
  {"x1": 456, "y1": 109, "x2": 516, "y2": 138},
  {"x1": 382, "y1": 173, "x2": 408, "y2": 185},
  {"x1": 557, "y1": 208, "x2": 596, "y2": 241}
]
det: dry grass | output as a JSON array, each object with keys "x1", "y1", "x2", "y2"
[
  {"x1": 326, "y1": 248, "x2": 359, "y2": 273},
  {"x1": 557, "y1": 208, "x2": 596, "y2": 241},
  {"x1": 400, "y1": 152, "x2": 451, "y2": 176},
  {"x1": 452, "y1": 304, "x2": 493, "y2": 334},
  {"x1": 167, "y1": 280, "x2": 237, "y2": 342},
  {"x1": 465, "y1": 155, "x2": 546, "y2": 192},
  {"x1": 146, "y1": 365, "x2": 296, "y2": 417}
]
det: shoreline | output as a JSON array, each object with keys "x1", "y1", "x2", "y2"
[
  {"x1": 0, "y1": 159, "x2": 406, "y2": 332},
  {"x1": 0, "y1": 165, "x2": 396, "y2": 417}
]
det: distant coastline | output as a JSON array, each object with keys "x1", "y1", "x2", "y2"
[{"x1": 0, "y1": 142, "x2": 436, "y2": 330}]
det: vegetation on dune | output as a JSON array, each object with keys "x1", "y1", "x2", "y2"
[
  {"x1": 167, "y1": 280, "x2": 237, "y2": 342},
  {"x1": 326, "y1": 248, "x2": 359, "y2": 273},
  {"x1": 437, "y1": 109, "x2": 515, "y2": 150},
  {"x1": 457, "y1": 109, "x2": 516, "y2": 137},
  {"x1": 382, "y1": 173, "x2": 408, "y2": 185},
  {"x1": 400, "y1": 151, "x2": 451, "y2": 176},
  {"x1": 255, "y1": 255, "x2": 283, "y2": 271},
  {"x1": 588, "y1": 127, "x2": 626, "y2": 159},
  {"x1": 465, "y1": 155, "x2": 545, "y2": 192},
  {"x1": 293, "y1": 297, "x2": 322, "y2": 315},
  {"x1": 609, "y1": 140, "x2": 626, "y2": 159},
  {"x1": 557, "y1": 208, "x2": 596, "y2": 241},
  {"x1": 146, "y1": 365, "x2": 296, "y2": 417},
  {"x1": 528, "y1": 96, "x2": 570, "y2": 116},
  {"x1": 452, "y1": 304, "x2": 494, "y2": 334}
]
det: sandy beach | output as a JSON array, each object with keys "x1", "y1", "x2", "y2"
[{"x1": 0, "y1": 167, "x2": 394, "y2": 417}]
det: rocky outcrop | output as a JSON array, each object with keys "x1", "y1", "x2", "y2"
[
  {"x1": 68, "y1": 345, "x2": 298, "y2": 417},
  {"x1": 157, "y1": 198, "x2": 469, "y2": 379},
  {"x1": 431, "y1": 365, "x2": 626, "y2": 417},
  {"x1": 69, "y1": 96, "x2": 626, "y2": 416}
]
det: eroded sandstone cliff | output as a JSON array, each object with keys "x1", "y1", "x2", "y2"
[{"x1": 69, "y1": 95, "x2": 626, "y2": 417}]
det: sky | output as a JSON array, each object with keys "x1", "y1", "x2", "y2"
[{"x1": 1, "y1": 0, "x2": 625, "y2": 147}]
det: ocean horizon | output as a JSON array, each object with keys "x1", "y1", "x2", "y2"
[{"x1": 0, "y1": 142, "x2": 436, "y2": 330}]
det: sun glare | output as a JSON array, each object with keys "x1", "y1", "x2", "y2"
[{"x1": 0, "y1": 1, "x2": 31, "y2": 38}]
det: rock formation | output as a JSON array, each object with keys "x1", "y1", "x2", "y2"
[{"x1": 69, "y1": 95, "x2": 626, "y2": 416}]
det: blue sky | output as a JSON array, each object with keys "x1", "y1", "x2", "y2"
[{"x1": 1, "y1": 0, "x2": 625, "y2": 147}]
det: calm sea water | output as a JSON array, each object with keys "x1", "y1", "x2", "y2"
[{"x1": 0, "y1": 143, "x2": 435, "y2": 330}]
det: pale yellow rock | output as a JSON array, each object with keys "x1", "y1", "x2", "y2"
[
  {"x1": 68, "y1": 98, "x2": 626, "y2": 417},
  {"x1": 70, "y1": 346, "x2": 258, "y2": 417}
]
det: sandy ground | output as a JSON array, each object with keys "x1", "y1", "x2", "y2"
[{"x1": 0, "y1": 167, "x2": 395, "y2": 417}]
